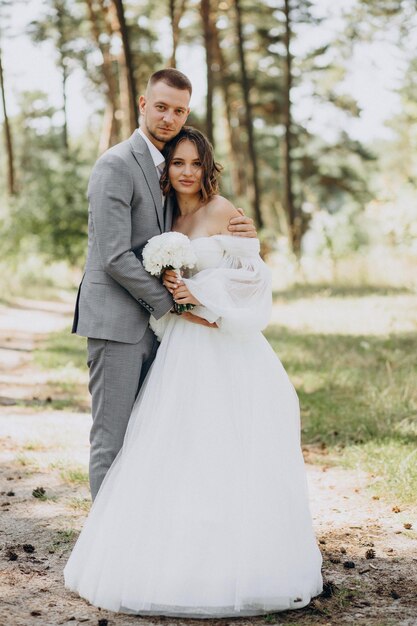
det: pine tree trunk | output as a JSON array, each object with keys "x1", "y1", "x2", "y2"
[
  {"x1": 212, "y1": 20, "x2": 246, "y2": 197},
  {"x1": 283, "y1": 0, "x2": 300, "y2": 253},
  {"x1": 233, "y1": 0, "x2": 263, "y2": 228},
  {"x1": 169, "y1": 0, "x2": 187, "y2": 69},
  {"x1": 169, "y1": 0, "x2": 177, "y2": 67},
  {"x1": 99, "y1": 99, "x2": 120, "y2": 154},
  {"x1": 201, "y1": 0, "x2": 214, "y2": 146},
  {"x1": 59, "y1": 51, "x2": 69, "y2": 152},
  {"x1": 0, "y1": 48, "x2": 16, "y2": 195},
  {"x1": 112, "y1": 0, "x2": 139, "y2": 133},
  {"x1": 55, "y1": 0, "x2": 69, "y2": 151},
  {"x1": 86, "y1": 0, "x2": 121, "y2": 150}
]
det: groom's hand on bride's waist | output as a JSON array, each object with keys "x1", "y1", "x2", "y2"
[{"x1": 228, "y1": 208, "x2": 257, "y2": 238}]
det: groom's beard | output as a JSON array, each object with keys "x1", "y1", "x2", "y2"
[{"x1": 146, "y1": 123, "x2": 178, "y2": 144}]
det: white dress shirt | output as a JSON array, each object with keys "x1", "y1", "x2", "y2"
[{"x1": 137, "y1": 128, "x2": 165, "y2": 178}]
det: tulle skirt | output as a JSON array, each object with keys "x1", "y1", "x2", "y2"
[{"x1": 64, "y1": 316, "x2": 323, "y2": 616}]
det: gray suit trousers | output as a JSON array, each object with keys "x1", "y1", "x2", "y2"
[{"x1": 87, "y1": 328, "x2": 158, "y2": 500}]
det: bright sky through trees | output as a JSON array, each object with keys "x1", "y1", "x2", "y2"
[{"x1": 1, "y1": 0, "x2": 406, "y2": 142}]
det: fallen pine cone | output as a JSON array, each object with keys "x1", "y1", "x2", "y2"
[
  {"x1": 6, "y1": 549, "x2": 18, "y2": 561},
  {"x1": 32, "y1": 487, "x2": 46, "y2": 499},
  {"x1": 392, "y1": 505, "x2": 401, "y2": 513},
  {"x1": 320, "y1": 580, "x2": 337, "y2": 598},
  {"x1": 23, "y1": 544, "x2": 35, "y2": 553},
  {"x1": 343, "y1": 561, "x2": 355, "y2": 569},
  {"x1": 365, "y1": 548, "x2": 376, "y2": 559},
  {"x1": 403, "y1": 523, "x2": 412, "y2": 530}
]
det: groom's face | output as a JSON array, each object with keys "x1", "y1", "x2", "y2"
[{"x1": 139, "y1": 81, "x2": 190, "y2": 149}]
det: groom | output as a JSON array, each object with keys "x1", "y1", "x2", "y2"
[{"x1": 73, "y1": 68, "x2": 256, "y2": 499}]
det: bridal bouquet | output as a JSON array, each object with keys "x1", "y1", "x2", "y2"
[{"x1": 142, "y1": 232, "x2": 197, "y2": 313}]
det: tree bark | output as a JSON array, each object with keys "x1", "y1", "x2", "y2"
[
  {"x1": 212, "y1": 19, "x2": 246, "y2": 196},
  {"x1": 54, "y1": 0, "x2": 69, "y2": 151},
  {"x1": 58, "y1": 46, "x2": 69, "y2": 151},
  {"x1": 169, "y1": 0, "x2": 177, "y2": 67},
  {"x1": 233, "y1": 0, "x2": 263, "y2": 228},
  {"x1": 169, "y1": 0, "x2": 187, "y2": 68},
  {"x1": 201, "y1": 0, "x2": 215, "y2": 146},
  {"x1": 0, "y1": 47, "x2": 16, "y2": 195},
  {"x1": 283, "y1": 0, "x2": 300, "y2": 253},
  {"x1": 85, "y1": 0, "x2": 121, "y2": 150},
  {"x1": 112, "y1": 0, "x2": 139, "y2": 133}
]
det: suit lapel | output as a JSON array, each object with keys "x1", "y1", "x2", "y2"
[{"x1": 129, "y1": 131, "x2": 164, "y2": 232}]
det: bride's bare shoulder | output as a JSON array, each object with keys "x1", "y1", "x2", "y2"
[{"x1": 205, "y1": 195, "x2": 240, "y2": 233}]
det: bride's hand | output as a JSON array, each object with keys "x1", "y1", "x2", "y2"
[
  {"x1": 173, "y1": 284, "x2": 201, "y2": 306},
  {"x1": 162, "y1": 269, "x2": 183, "y2": 294}
]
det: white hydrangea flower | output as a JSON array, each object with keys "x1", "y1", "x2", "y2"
[{"x1": 142, "y1": 232, "x2": 197, "y2": 276}]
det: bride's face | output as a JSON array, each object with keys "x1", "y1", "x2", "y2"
[{"x1": 169, "y1": 140, "x2": 203, "y2": 195}]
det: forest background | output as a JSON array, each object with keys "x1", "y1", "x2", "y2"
[
  {"x1": 0, "y1": 2, "x2": 417, "y2": 623},
  {"x1": 1, "y1": 0, "x2": 417, "y2": 273}
]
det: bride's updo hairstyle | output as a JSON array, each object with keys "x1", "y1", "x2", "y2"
[{"x1": 161, "y1": 126, "x2": 222, "y2": 203}]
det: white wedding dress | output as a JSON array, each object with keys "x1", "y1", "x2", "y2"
[{"x1": 64, "y1": 236, "x2": 323, "y2": 617}]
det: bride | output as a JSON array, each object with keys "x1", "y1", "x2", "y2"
[{"x1": 64, "y1": 126, "x2": 323, "y2": 617}]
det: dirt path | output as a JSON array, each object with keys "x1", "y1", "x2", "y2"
[{"x1": 0, "y1": 297, "x2": 416, "y2": 626}]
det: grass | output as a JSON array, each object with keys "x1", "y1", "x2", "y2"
[
  {"x1": 22, "y1": 440, "x2": 52, "y2": 452},
  {"x1": 15, "y1": 453, "x2": 40, "y2": 470},
  {"x1": 273, "y1": 283, "x2": 413, "y2": 301},
  {"x1": 34, "y1": 328, "x2": 87, "y2": 371},
  {"x1": 60, "y1": 466, "x2": 89, "y2": 485},
  {"x1": 68, "y1": 497, "x2": 91, "y2": 512},
  {"x1": 33, "y1": 327, "x2": 88, "y2": 411},
  {"x1": 265, "y1": 288, "x2": 417, "y2": 506},
  {"x1": 340, "y1": 440, "x2": 417, "y2": 504},
  {"x1": 49, "y1": 460, "x2": 89, "y2": 485},
  {"x1": 49, "y1": 528, "x2": 78, "y2": 553}
]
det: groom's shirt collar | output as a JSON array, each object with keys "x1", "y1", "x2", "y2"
[{"x1": 137, "y1": 128, "x2": 165, "y2": 168}]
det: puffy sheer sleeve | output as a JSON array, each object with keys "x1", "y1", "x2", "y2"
[{"x1": 183, "y1": 236, "x2": 272, "y2": 336}]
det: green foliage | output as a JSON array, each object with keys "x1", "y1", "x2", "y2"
[
  {"x1": 302, "y1": 205, "x2": 369, "y2": 258},
  {"x1": 27, "y1": 0, "x2": 86, "y2": 72},
  {"x1": 266, "y1": 302, "x2": 417, "y2": 504},
  {"x1": 1, "y1": 0, "x2": 416, "y2": 261},
  {"x1": 2, "y1": 90, "x2": 91, "y2": 265},
  {"x1": 208, "y1": 0, "x2": 372, "y2": 236}
]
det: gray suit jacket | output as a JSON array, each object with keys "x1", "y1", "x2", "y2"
[{"x1": 72, "y1": 131, "x2": 174, "y2": 344}]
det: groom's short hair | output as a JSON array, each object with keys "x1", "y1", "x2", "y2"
[{"x1": 147, "y1": 69, "x2": 192, "y2": 96}]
